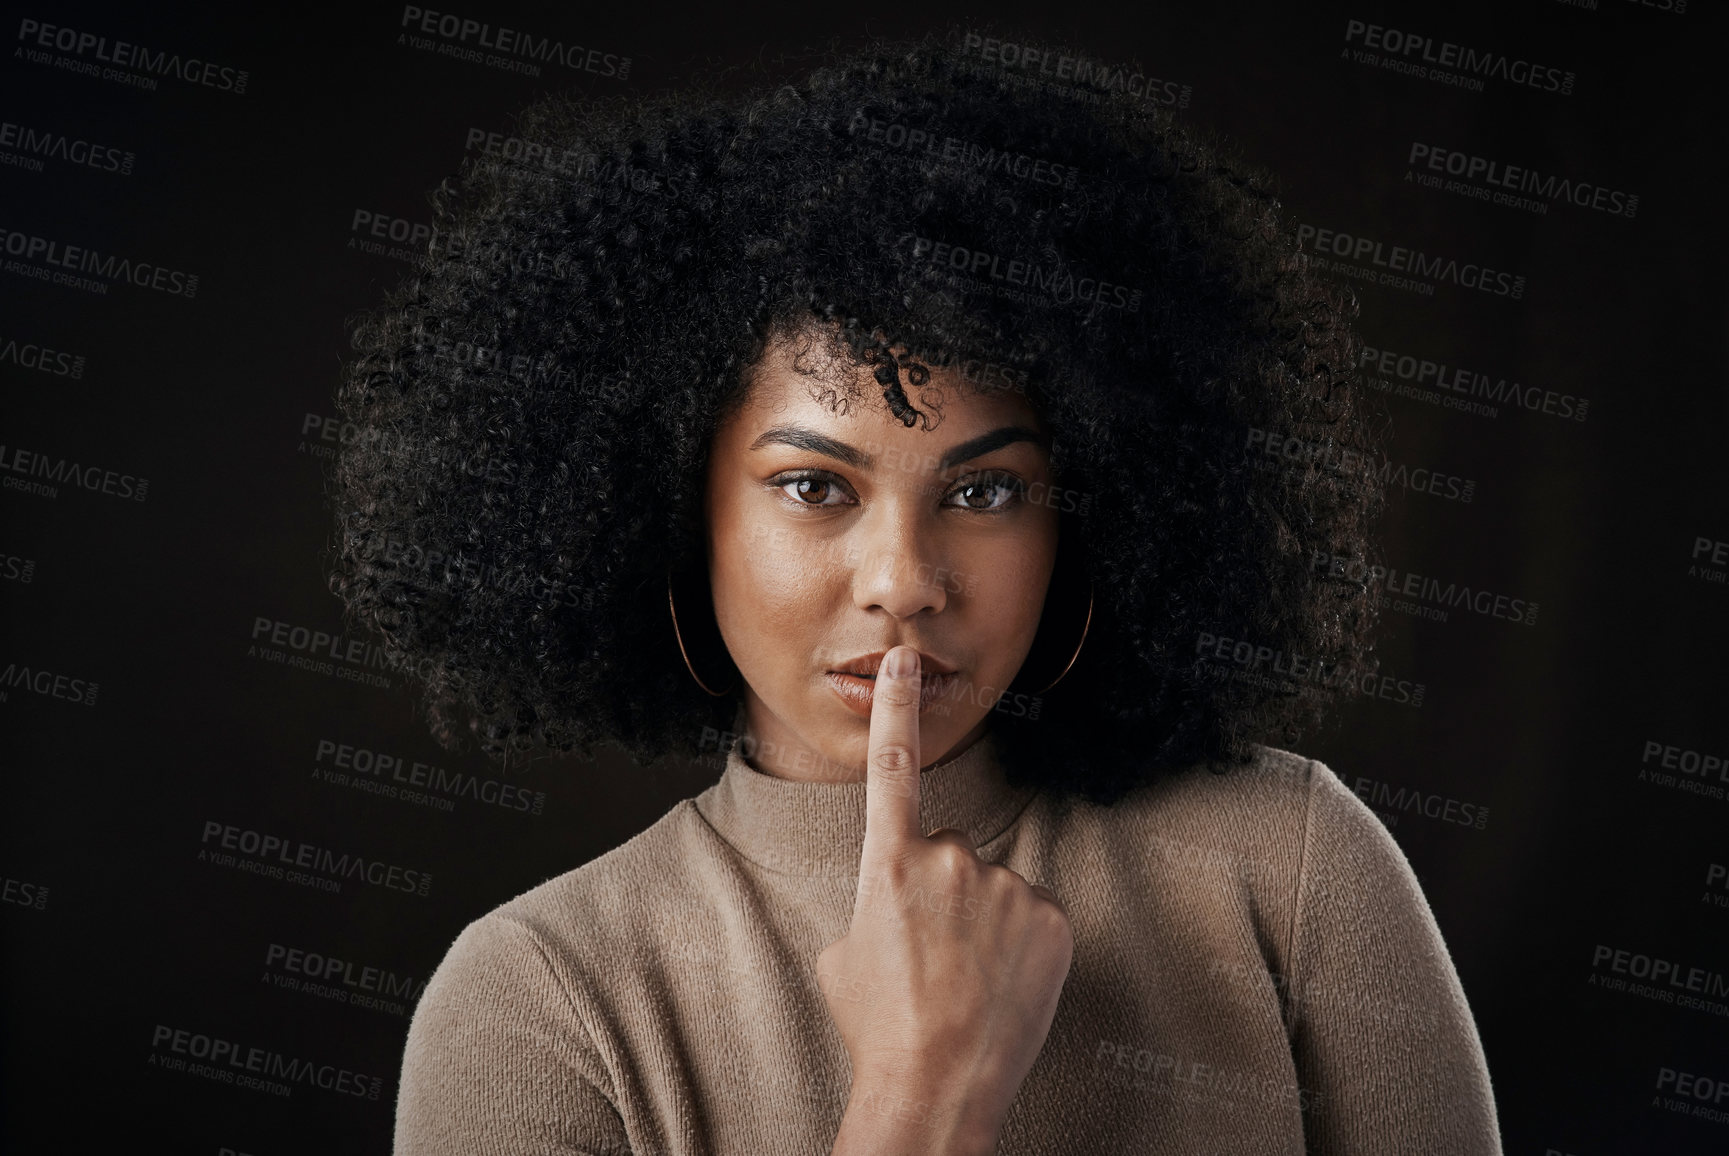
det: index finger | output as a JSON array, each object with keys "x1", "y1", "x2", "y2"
[{"x1": 860, "y1": 644, "x2": 922, "y2": 867}]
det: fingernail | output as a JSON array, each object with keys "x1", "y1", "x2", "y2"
[{"x1": 886, "y1": 647, "x2": 918, "y2": 678}]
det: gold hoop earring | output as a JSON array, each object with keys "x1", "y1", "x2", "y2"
[
  {"x1": 668, "y1": 569, "x2": 737, "y2": 697},
  {"x1": 1031, "y1": 581, "x2": 1093, "y2": 694}
]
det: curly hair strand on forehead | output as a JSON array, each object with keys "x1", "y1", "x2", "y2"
[
  {"x1": 745, "y1": 318, "x2": 958, "y2": 429},
  {"x1": 327, "y1": 23, "x2": 1388, "y2": 804}
]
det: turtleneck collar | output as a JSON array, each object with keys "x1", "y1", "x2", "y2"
[{"x1": 694, "y1": 723, "x2": 1040, "y2": 877}]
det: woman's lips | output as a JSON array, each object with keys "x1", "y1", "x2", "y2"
[{"x1": 825, "y1": 671, "x2": 959, "y2": 717}]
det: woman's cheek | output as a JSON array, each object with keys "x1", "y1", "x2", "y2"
[{"x1": 750, "y1": 537, "x2": 834, "y2": 603}]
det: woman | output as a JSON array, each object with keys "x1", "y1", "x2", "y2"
[{"x1": 330, "y1": 25, "x2": 1502, "y2": 1155}]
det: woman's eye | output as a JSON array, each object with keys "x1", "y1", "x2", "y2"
[
  {"x1": 771, "y1": 471, "x2": 1024, "y2": 512},
  {"x1": 945, "y1": 476, "x2": 1025, "y2": 512},
  {"x1": 776, "y1": 475, "x2": 853, "y2": 507}
]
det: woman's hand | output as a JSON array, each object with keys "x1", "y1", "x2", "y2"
[{"x1": 817, "y1": 645, "x2": 1074, "y2": 1155}]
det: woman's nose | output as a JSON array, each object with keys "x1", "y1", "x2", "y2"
[{"x1": 848, "y1": 504, "x2": 950, "y2": 619}]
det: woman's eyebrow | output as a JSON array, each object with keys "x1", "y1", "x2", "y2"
[{"x1": 748, "y1": 424, "x2": 1051, "y2": 469}]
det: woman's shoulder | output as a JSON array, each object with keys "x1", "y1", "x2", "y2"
[
  {"x1": 504, "y1": 793, "x2": 720, "y2": 923},
  {"x1": 398, "y1": 827, "x2": 674, "y2": 1150},
  {"x1": 1046, "y1": 742, "x2": 1385, "y2": 902},
  {"x1": 424, "y1": 795, "x2": 721, "y2": 989},
  {"x1": 1080, "y1": 741, "x2": 1327, "y2": 839},
  {"x1": 1073, "y1": 742, "x2": 1448, "y2": 965}
]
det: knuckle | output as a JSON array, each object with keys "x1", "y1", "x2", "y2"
[
  {"x1": 873, "y1": 743, "x2": 917, "y2": 781},
  {"x1": 885, "y1": 847, "x2": 920, "y2": 877},
  {"x1": 983, "y1": 862, "x2": 1025, "y2": 893},
  {"x1": 878, "y1": 739, "x2": 919, "y2": 774},
  {"x1": 930, "y1": 841, "x2": 976, "y2": 875}
]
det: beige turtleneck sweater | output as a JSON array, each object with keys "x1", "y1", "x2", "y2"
[{"x1": 393, "y1": 730, "x2": 1502, "y2": 1154}]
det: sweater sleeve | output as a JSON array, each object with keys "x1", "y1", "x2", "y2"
[
  {"x1": 1284, "y1": 759, "x2": 1502, "y2": 1155},
  {"x1": 394, "y1": 912, "x2": 634, "y2": 1156}
]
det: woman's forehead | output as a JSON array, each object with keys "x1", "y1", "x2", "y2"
[{"x1": 728, "y1": 337, "x2": 1044, "y2": 448}]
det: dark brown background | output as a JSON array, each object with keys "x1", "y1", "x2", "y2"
[{"x1": 2, "y1": 1, "x2": 1725, "y2": 1151}]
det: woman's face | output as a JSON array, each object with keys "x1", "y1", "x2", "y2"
[{"x1": 703, "y1": 333, "x2": 1061, "y2": 782}]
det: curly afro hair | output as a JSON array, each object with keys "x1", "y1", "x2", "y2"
[{"x1": 327, "y1": 24, "x2": 1390, "y2": 805}]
